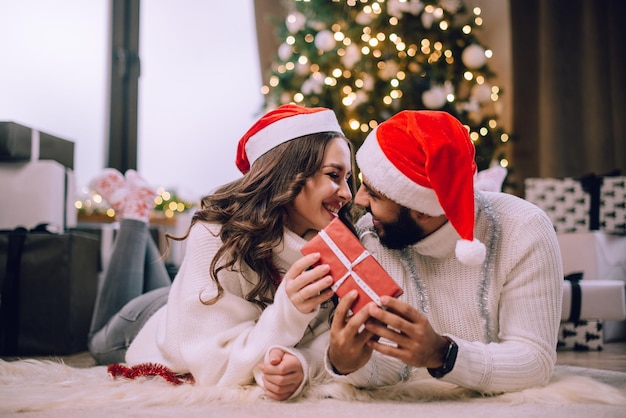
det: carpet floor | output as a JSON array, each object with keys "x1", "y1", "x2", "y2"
[{"x1": 1, "y1": 359, "x2": 625, "y2": 417}]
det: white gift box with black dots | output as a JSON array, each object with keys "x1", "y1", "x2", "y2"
[
  {"x1": 524, "y1": 174, "x2": 626, "y2": 235},
  {"x1": 558, "y1": 320, "x2": 604, "y2": 351}
]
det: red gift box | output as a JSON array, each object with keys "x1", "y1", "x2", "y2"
[{"x1": 301, "y1": 217, "x2": 403, "y2": 313}]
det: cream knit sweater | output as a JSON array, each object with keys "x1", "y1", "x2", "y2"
[
  {"x1": 329, "y1": 191, "x2": 563, "y2": 394},
  {"x1": 126, "y1": 222, "x2": 332, "y2": 396}
]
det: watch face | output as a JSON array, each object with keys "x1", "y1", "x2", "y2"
[{"x1": 444, "y1": 340, "x2": 458, "y2": 370}]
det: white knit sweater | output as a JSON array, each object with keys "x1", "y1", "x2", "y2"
[
  {"x1": 329, "y1": 191, "x2": 563, "y2": 394},
  {"x1": 126, "y1": 222, "x2": 332, "y2": 396}
]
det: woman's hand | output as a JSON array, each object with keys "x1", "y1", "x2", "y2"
[
  {"x1": 328, "y1": 290, "x2": 376, "y2": 374},
  {"x1": 258, "y1": 348, "x2": 305, "y2": 401},
  {"x1": 284, "y1": 252, "x2": 334, "y2": 314}
]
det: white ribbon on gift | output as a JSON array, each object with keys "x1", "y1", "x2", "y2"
[{"x1": 318, "y1": 229, "x2": 382, "y2": 306}]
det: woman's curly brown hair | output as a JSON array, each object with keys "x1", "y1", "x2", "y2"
[{"x1": 170, "y1": 132, "x2": 356, "y2": 309}]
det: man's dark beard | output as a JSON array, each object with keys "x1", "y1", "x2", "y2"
[{"x1": 378, "y1": 207, "x2": 426, "y2": 250}]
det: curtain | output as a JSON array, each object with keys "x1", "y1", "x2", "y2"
[
  {"x1": 253, "y1": 0, "x2": 287, "y2": 86},
  {"x1": 510, "y1": 0, "x2": 626, "y2": 195}
]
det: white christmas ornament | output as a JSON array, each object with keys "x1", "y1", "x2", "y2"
[
  {"x1": 378, "y1": 60, "x2": 399, "y2": 80},
  {"x1": 422, "y1": 85, "x2": 447, "y2": 109},
  {"x1": 342, "y1": 44, "x2": 361, "y2": 69},
  {"x1": 278, "y1": 43, "x2": 292, "y2": 61},
  {"x1": 407, "y1": 0, "x2": 425, "y2": 15},
  {"x1": 315, "y1": 30, "x2": 336, "y2": 51},
  {"x1": 295, "y1": 61, "x2": 311, "y2": 76},
  {"x1": 421, "y1": 11, "x2": 434, "y2": 29},
  {"x1": 301, "y1": 79, "x2": 314, "y2": 95},
  {"x1": 301, "y1": 74, "x2": 324, "y2": 95},
  {"x1": 353, "y1": 90, "x2": 368, "y2": 107},
  {"x1": 462, "y1": 44, "x2": 487, "y2": 69},
  {"x1": 439, "y1": 0, "x2": 462, "y2": 13},
  {"x1": 363, "y1": 74, "x2": 375, "y2": 91},
  {"x1": 355, "y1": 11, "x2": 374, "y2": 25},
  {"x1": 471, "y1": 83, "x2": 492, "y2": 104},
  {"x1": 387, "y1": 0, "x2": 406, "y2": 18},
  {"x1": 363, "y1": 74, "x2": 376, "y2": 91},
  {"x1": 308, "y1": 20, "x2": 326, "y2": 31},
  {"x1": 286, "y1": 12, "x2": 306, "y2": 34}
]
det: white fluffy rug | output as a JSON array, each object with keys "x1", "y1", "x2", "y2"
[{"x1": 1, "y1": 359, "x2": 625, "y2": 417}]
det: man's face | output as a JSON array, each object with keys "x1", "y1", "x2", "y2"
[{"x1": 354, "y1": 178, "x2": 426, "y2": 249}]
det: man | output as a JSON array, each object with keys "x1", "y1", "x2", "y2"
[{"x1": 327, "y1": 110, "x2": 563, "y2": 394}]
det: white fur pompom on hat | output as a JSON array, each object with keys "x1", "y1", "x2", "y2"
[
  {"x1": 356, "y1": 110, "x2": 486, "y2": 266},
  {"x1": 455, "y1": 238, "x2": 487, "y2": 266}
]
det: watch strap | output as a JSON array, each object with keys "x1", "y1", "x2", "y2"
[{"x1": 427, "y1": 337, "x2": 458, "y2": 379}]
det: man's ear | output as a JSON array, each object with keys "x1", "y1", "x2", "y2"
[
  {"x1": 410, "y1": 209, "x2": 429, "y2": 222},
  {"x1": 411, "y1": 210, "x2": 448, "y2": 231}
]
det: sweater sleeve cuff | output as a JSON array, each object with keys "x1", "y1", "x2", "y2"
[
  {"x1": 436, "y1": 334, "x2": 490, "y2": 389},
  {"x1": 253, "y1": 345, "x2": 309, "y2": 400},
  {"x1": 323, "y1": 345, "x2": 403, "y2": 387}
]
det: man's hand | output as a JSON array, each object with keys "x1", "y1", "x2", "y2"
[
  {"x1": 258, "y1": 348, "x2": 304, "y2": 401},
  {"x1": 328, "y1": 290, "x2": 377, "y2": 375},
  {"x1": 364, "y1": 295, "x2": 449, "y2": 369}
]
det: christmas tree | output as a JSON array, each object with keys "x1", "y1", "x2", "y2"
[{"x1": 262, "y1": 0, "x2": 511, "y2": 173}]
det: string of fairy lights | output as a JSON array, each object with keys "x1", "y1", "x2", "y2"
[
  {"x1": 75, "y1": 186, "x2": 194, "y2": 220},
  {"x1": 262, "y1": 0, "x2": 511, "y2": 173}
]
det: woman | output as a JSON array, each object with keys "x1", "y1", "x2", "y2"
[{"x1": 87, "y1": 104, "x2": 355, "y2": 401}]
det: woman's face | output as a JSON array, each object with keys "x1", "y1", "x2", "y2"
[{"x1": 286, "y1": 137, "x2": 352, "y2": 237}]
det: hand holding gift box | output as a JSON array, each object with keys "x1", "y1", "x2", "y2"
[{"x1": 301, "y1": 217, "x2": 403, "y2": 313}]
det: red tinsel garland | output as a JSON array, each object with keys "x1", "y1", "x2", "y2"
[{"x1": 107, "y1": 363, "x2": 195, "y2": 385}]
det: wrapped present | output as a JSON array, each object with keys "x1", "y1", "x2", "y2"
[
  {"x1": 599, "y1": 176, "x2": 626, "y2": 234},
  {"x1": 0, "y1": 121, "x2": 74, "y2": 169},
  {"x1": 301, "y1": 217, "x2": 403, "y2": 314},
  {"x1": 558, "y1": 232, "x2": 626, "y2": 343},
  {"x1": 0, "y1": 226, "x2": 99, "y2": 355},
  {"x1": 561, "y1": 274, "x2": 626, "y2": 322},
  {"x1": 557, "y1": 231, "x2": 626, "y2": 282},
  {"x1": 557, "y1": 320, "x2": 603, "y2": 351},
  {"x1": 524, "y1": 173, "x2": 626, "y2": 234},
  {"x1": 524, "y1": 177, "x2": 588, "y2": 233},
  {"x1": 0, "y1": 160, "x2": 77, "y2": 230}
]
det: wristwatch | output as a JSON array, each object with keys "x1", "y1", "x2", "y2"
[{"x1": 427, "y1": 337, "x2": 458, "y2": 379}]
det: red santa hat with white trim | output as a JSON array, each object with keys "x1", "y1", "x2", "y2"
[
  {"x1": 356, "y1": 110, "x2": 486, "y2": 265},
  {"x1": 236, "y1": 104, "x2": 344, "y2": 174}
]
